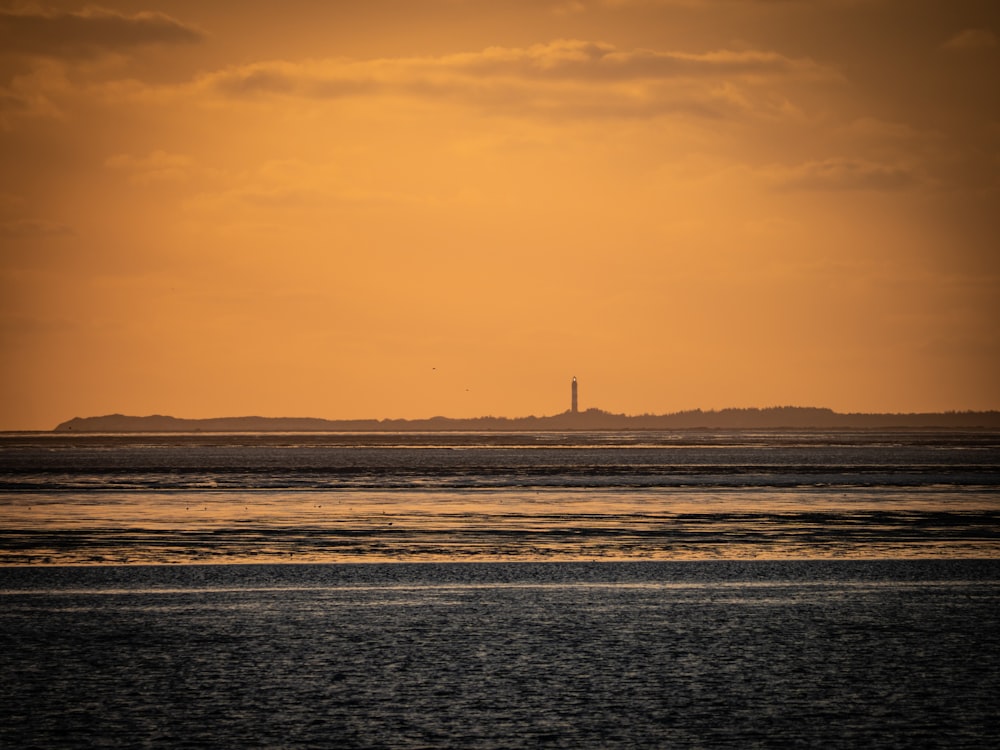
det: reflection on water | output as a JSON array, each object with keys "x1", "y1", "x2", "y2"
[
  {"x1": 1, "y1": 430, "x2": 998, "y2": 564},
  {"x1": 3, "y1": 487, "x2": 999, "y2": 565}
]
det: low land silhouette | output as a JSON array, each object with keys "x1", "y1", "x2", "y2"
[{"x1": 54, "y1": 407, "x2": 1000, "y2": 432}]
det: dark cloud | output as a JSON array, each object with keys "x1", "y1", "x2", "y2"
[
  {"x1": 207, "y1": 41, "x2": 829, "y2": 95},
  {"x1": 423, "y1": 41, "x2": 831, "y2": 82},
  {"x1": 200, "y1": 40, "x2": 831, "y2": 123},
  {"x1": 457, "y1": 42, "x2": 823, "y2": 80},
  {"x1": 773, "y1": 158, "x2": 918, "y2": 191},
  {"x1": 209, "y1": 65, "x2": 379, "y2": 98},
  {"x1": 0, "y1": 7, "x2": 204, "y2": 58},
  {"x1": 211, "y1": 67, "x2": 296, "y2": 96}
]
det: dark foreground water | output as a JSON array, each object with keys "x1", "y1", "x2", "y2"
[{"x1": 1, "y1": 560, "x2": 999, "y2": 749}]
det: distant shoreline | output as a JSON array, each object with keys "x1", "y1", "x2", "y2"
[{"x1": 53, "y1": 408, "x2": 1000, "y2": 432}]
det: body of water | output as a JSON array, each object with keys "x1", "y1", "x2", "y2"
[
  {"x1": 1, "y1": 429, "x2": 998, "y2": 563},
  {"x1": 1, "y1": 430, "x2": 998, "y2": 747},
  {"x1": 2, "y1": 560, "x2": 999, "y2": 748}
]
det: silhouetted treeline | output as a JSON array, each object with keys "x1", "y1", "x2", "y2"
[{"x1": 53, "y1": 407, "x2": 1000, "y2": 432}]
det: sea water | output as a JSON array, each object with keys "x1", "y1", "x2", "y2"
[
  {"x1": 2, "y1": 561, "x2": 999, "y2": 748},
  {"x1": 1, "y1": 429, "x2": 998, "y2": 563},
  {"x1": 1, "y1": 430, "x2": 998, "y2": 747}
]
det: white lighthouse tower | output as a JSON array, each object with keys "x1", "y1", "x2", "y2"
[{"x1": 571, "y1": 376, "x2": 578, "y2": 414}]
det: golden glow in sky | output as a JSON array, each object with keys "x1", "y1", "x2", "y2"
[{"x1": 1, "y1": 0, "x2": 998, "y2": 429}]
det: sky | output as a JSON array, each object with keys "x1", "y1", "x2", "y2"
[{"x1": 1, "y1": 0, "x2": 998, "y2": 429}]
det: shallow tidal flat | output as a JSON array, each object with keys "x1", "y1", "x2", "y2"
[
  {"x1": 3, "y1": 487, "x2": 999, "y2": 565},
  {"x1": 1, "y1": 429, "x2": 998, "y2": 565}
]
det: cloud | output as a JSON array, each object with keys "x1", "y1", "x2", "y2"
[
  {"x1": 0, "y1": 88, "x2": 56, "y2": 125},
  {"x1": 588, "y1": 0, "x2": 886, "y2": 6},
  {"x1": 449, "y1": 41, "x2": 826, "y2": 80},
  {"x1": 207, "y1": 40, "x2": 830, "y2": 92},
  {"x1": 0, "y1": 6, "x2": 205, "y2": 58},
  {"x1": 185, "y1": 159, "x2": 433, "y2": 217},
  {"x1": 0, "y1": 195, "x2": 72, "y2": 242},
  {"x1": 769, "y1": 157, "x2": 918, "y2": 191},
  {"x1": 0, "y1": 218, "x2": 74, "y2": 238},
  {"x1": 194, "y1": 40, "x2": 836, "y2": 120},
  {"x1": 550, "y1": 1, "x2": 587, "y2": 14},
  {"x1": 105, "y1": 150, "x2": 197, "y2": 183},
  {"x1": 0, "y1": 9, "x2": 203, "y2": 125},
  {"x1": 0, "y1": 58, "x2": 68, "y2": 125},
  {"x1": 941, "y1": 29, "x2": 999, "y2": 53}
]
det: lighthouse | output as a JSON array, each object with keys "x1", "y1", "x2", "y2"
[{"x1": 571, "y1": 376, "x2": 578, "y2": 414}]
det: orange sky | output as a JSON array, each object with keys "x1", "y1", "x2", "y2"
[{"x1": 1, "y1": 0, "x2": 998, "y2": 430}]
